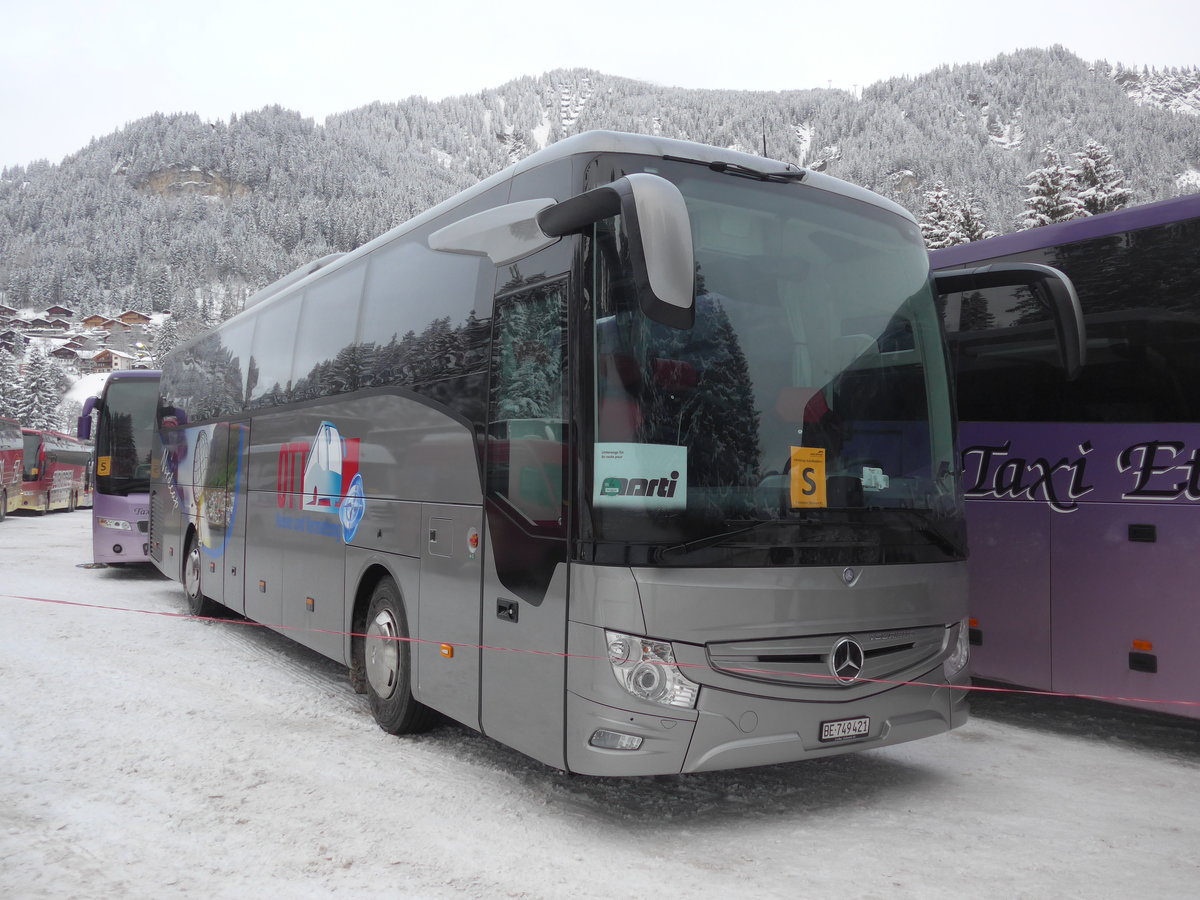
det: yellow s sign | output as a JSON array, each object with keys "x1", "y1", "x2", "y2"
[
  {"x1": 97, "y1": 456, "x2": 111, "y2": 476},
  {"x1": 789, "y1": 447, "x2": 826, "y2": 508}
]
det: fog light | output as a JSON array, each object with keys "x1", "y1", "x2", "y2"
[
  {"x1": 589, "y1": 729, "x2": 643, "y2": 751},
  {"x1": 112, "y1": 544, "x2": 123, "y2": 555}
]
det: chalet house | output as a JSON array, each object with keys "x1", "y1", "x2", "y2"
[
  {"x1": 87, "y1": 317, "x2": 131, "y2": 333},
  {"x1": 0, "y1": 304, "x2": 17, "y2": 317},
  {"x1": 44, "y1": 305, "x2": 75, "y2": 318},
  {"x1": 117, "y1": 311, "x2": 152, "y2": 328},
  {"x1": 88, "y1": 348, "x2": 136, "y2": 373},
  {"x1": 81, "y1": 314, "x2": 111, "y2": 328},
  {"x1": 1, "y1": 330, "x2": 29, "y2": 352},
  {"x1": 48, "y1": 319, "x2": 72, "y2": 330},
  {"x1": 26, "y1": 318, "x2": 52, "y2": 329},
  {"x1": 50, "y1": 346, "x2": 81, "y2": 363}
]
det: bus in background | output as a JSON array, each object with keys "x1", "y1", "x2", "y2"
[
  {"x1": 20, "y1": 428, "x2": 92, "y2": 514},
  {"x1": 1, "y1": 416, "x2": 22, "y2": 521},
  {"x1": 79, "y1": 370, "x2": 161, "y2": 564},
  {"x1": 931, "y1": 192, "x2": 1200, "y2": 719},
  {"x1": 150, "y1": 130, "x2": 1080, "y2": 775}
]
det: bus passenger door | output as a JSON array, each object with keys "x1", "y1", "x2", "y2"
[{"x1": 479, "y1": 279, "x2": 571, "y2": 770}]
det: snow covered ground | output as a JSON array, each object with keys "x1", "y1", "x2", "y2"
[{"x1": 2, "y1": 512, "x2": 1199, "y2": 899}]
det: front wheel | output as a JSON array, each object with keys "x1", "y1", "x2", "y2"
[
  {"x1": 361, "y1": 577, "x2": 434, "y2": 734},
  {"x1": 183, "y1": 532, "x2": 219, "y2": 618}
]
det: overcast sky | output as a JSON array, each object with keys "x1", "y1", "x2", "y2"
[{"x1": 3, "y1": 0, "x2": 1198, "y2": 168}]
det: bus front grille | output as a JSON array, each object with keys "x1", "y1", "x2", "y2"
[{"x1": 706, "y1": 625, "x2": 946, "y2": 688}]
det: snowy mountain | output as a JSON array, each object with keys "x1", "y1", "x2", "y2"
[{"x1": 1, "y1": 46, "x2": 1197, "y2": 333}]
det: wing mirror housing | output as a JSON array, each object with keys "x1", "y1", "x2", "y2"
[
  {"x1": 78, "y1": 396, "x2": 98, "y2": 440},
  {"x1": 934, "y1": 262, "x2": 1085, "y2": 380},
  {"x1": 430, "y1": 173, "x2": 695, "y2": 329}
]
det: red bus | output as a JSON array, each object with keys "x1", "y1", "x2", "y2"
[
  {"x1": 20, "y1": 428, "x2": 92, "y2": 514},
  {"x1": 0, "y1": 417, "x2": 22, "y2": 521}
]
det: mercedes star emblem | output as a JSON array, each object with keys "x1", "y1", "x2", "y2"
[{"x1": 830, "y1": 636, "x2": 866, "y2": 684}]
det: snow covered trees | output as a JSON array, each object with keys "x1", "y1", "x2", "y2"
[
  {"x1": 1018, "y1": 146, "x2": 1087, "y2": 229},
  {"x1": 14, "y1": 348, "x2": 71, "y2": 431},
  {"x1": 920, "y1": 182, "x2": 997, "y2": 249},
  {"x1": 0, "y1": 348, "x2": 21, "y2": 420},
  {"x1": 1017, "y1": 141, "x2": 1133, "y2": 229},
  {"x1": 1073, "y1": 140, "x2": 1134, "y2": 216}
]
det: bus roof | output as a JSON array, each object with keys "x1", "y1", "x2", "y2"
[
  {"x1": 930, "y1": 193, "x2": 1200, "y2": 269},
  {"x1": 241, "y1": 130, "x2": 916, "y2": 314}
]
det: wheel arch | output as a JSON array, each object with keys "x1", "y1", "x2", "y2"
[
  {"x1": 348, "y1": 560, "x2": 411, "y2": 693},
  {"x1": 181, "y1": 522, "x2": 199, "y2": 584}
]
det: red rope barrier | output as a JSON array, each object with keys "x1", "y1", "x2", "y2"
[{"x1": 4, "y1": 591, "x2": 1198, "y2": 710}]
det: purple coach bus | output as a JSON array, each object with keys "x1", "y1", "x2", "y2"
[
  {"x1": 79, "y1": 370, "x2": 161, "y2": 564},
  {"x1": 931, "y1": 193, "x2": 1200, "y2": 718}
]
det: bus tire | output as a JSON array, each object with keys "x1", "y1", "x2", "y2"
[
  {"x1": 36, "y1": 493, "x2": 48, "y2": 516},
  {"x1": 183, "y1": 532, "x2": 219, "y2": 618},
  {"x1": 363, "y1": 576, "x2": 434, "y2": 735},
  {"x1": 67, "y1": 492, "x2": 76, "y2": 513}
]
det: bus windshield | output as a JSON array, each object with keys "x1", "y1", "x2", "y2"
[
  {"x1": 587, "y1": 159, "x2": 962, "y2": 566},
  {"x1": 22, "y1": 432, "x2": 40, "y2": 480},
  {"x1": 96, "y1": 377, "x2": 159, "y2": 496}
]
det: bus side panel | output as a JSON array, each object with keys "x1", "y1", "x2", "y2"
[
  {"x1": 964, "y1": 499, "x2": 1053, "y2": 688},
  {"x1": 479, "y1": 553, "x2": 568, "y2": 771},
  {"x1": 257, "y1": 408, "x2": 351, "y2": 662},
  {"x1": 1051, "y1": 502, "x2": 1200, "y2": 718},
  {"x1": 244, "y1": 483, "x2": 285, "y2": 635},
  {"x1": 415, "y1": 502, "x2": 483, "y2": 731},
  {"x1": 221, "y1": 422, "x2": 250, "y2": 615}
]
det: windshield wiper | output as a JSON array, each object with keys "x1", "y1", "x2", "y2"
[
  {"x1": 662, "y1": 155, "x2": 807, "y2": 184},
  {"x1": 653, "y1": 521, "x2": 777, "y2": 561},
  {"x1": 650, "y1": 518, "x2": 840, "y2": 561}
]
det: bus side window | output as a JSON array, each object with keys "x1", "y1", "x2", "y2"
[{"x1": 487, "y1": 280, "x2": 567, "y2": 531}]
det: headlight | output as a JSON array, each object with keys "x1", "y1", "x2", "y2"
[
  {"x1": 605, "y1": 630, "x2": 699, "y2": 709},
  {"x1": 98, "y1": 518, "x2": 133, "y2": 531},
  {"x1": 943, "y1": 617, "x2": 970, "y2": 678}
]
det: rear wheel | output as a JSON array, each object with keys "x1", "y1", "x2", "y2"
[
  {"x1": 183, "y1": 532, "x2": 219, "y2": 617},
  {"x1": 362, "y1": 576, "x2": 434, "y2": 734}
]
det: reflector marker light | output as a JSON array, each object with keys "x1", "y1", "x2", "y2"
[{"x1": 1132, "y1": 639, "x2": 1153, "y2": 652}]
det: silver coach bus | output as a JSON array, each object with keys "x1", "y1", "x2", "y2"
[{"x1": 150, "y1": 131, "x2": 1080, "y2": 775}]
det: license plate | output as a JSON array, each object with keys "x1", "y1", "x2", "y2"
[{"x1": 820, "y1": 716, "x2": 870, "y2": 743}]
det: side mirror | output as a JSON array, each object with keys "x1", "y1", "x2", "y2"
[
  {"x1": 430, "y1": 173, "x2": 695, "y2": 329},
  {"x1": 934, "y1": 262, "x2": 1085, "y2": 380},
  {"x1": 539, "y1": 174, "x2": 695, "y2": 329},
  {"x1": 78, "y1": 396, "x2": 97, "y2": 440}
]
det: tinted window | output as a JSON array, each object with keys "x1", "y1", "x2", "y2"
[
  {"x1": 942, "y1": 218, "x2": 1200, "y2": 423},
  {"x1": 487, "y1": 280, "x2": 567, "y2": 529},
  {"x1": 292, "y1": 263, "x2": 365, "y2": 400},
  {"x1": 247, "y1": 291, "x2": 302, "y2": 409},
  {"x1": 212, "y1": 316, "x2": 255, "y2": 417}
]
